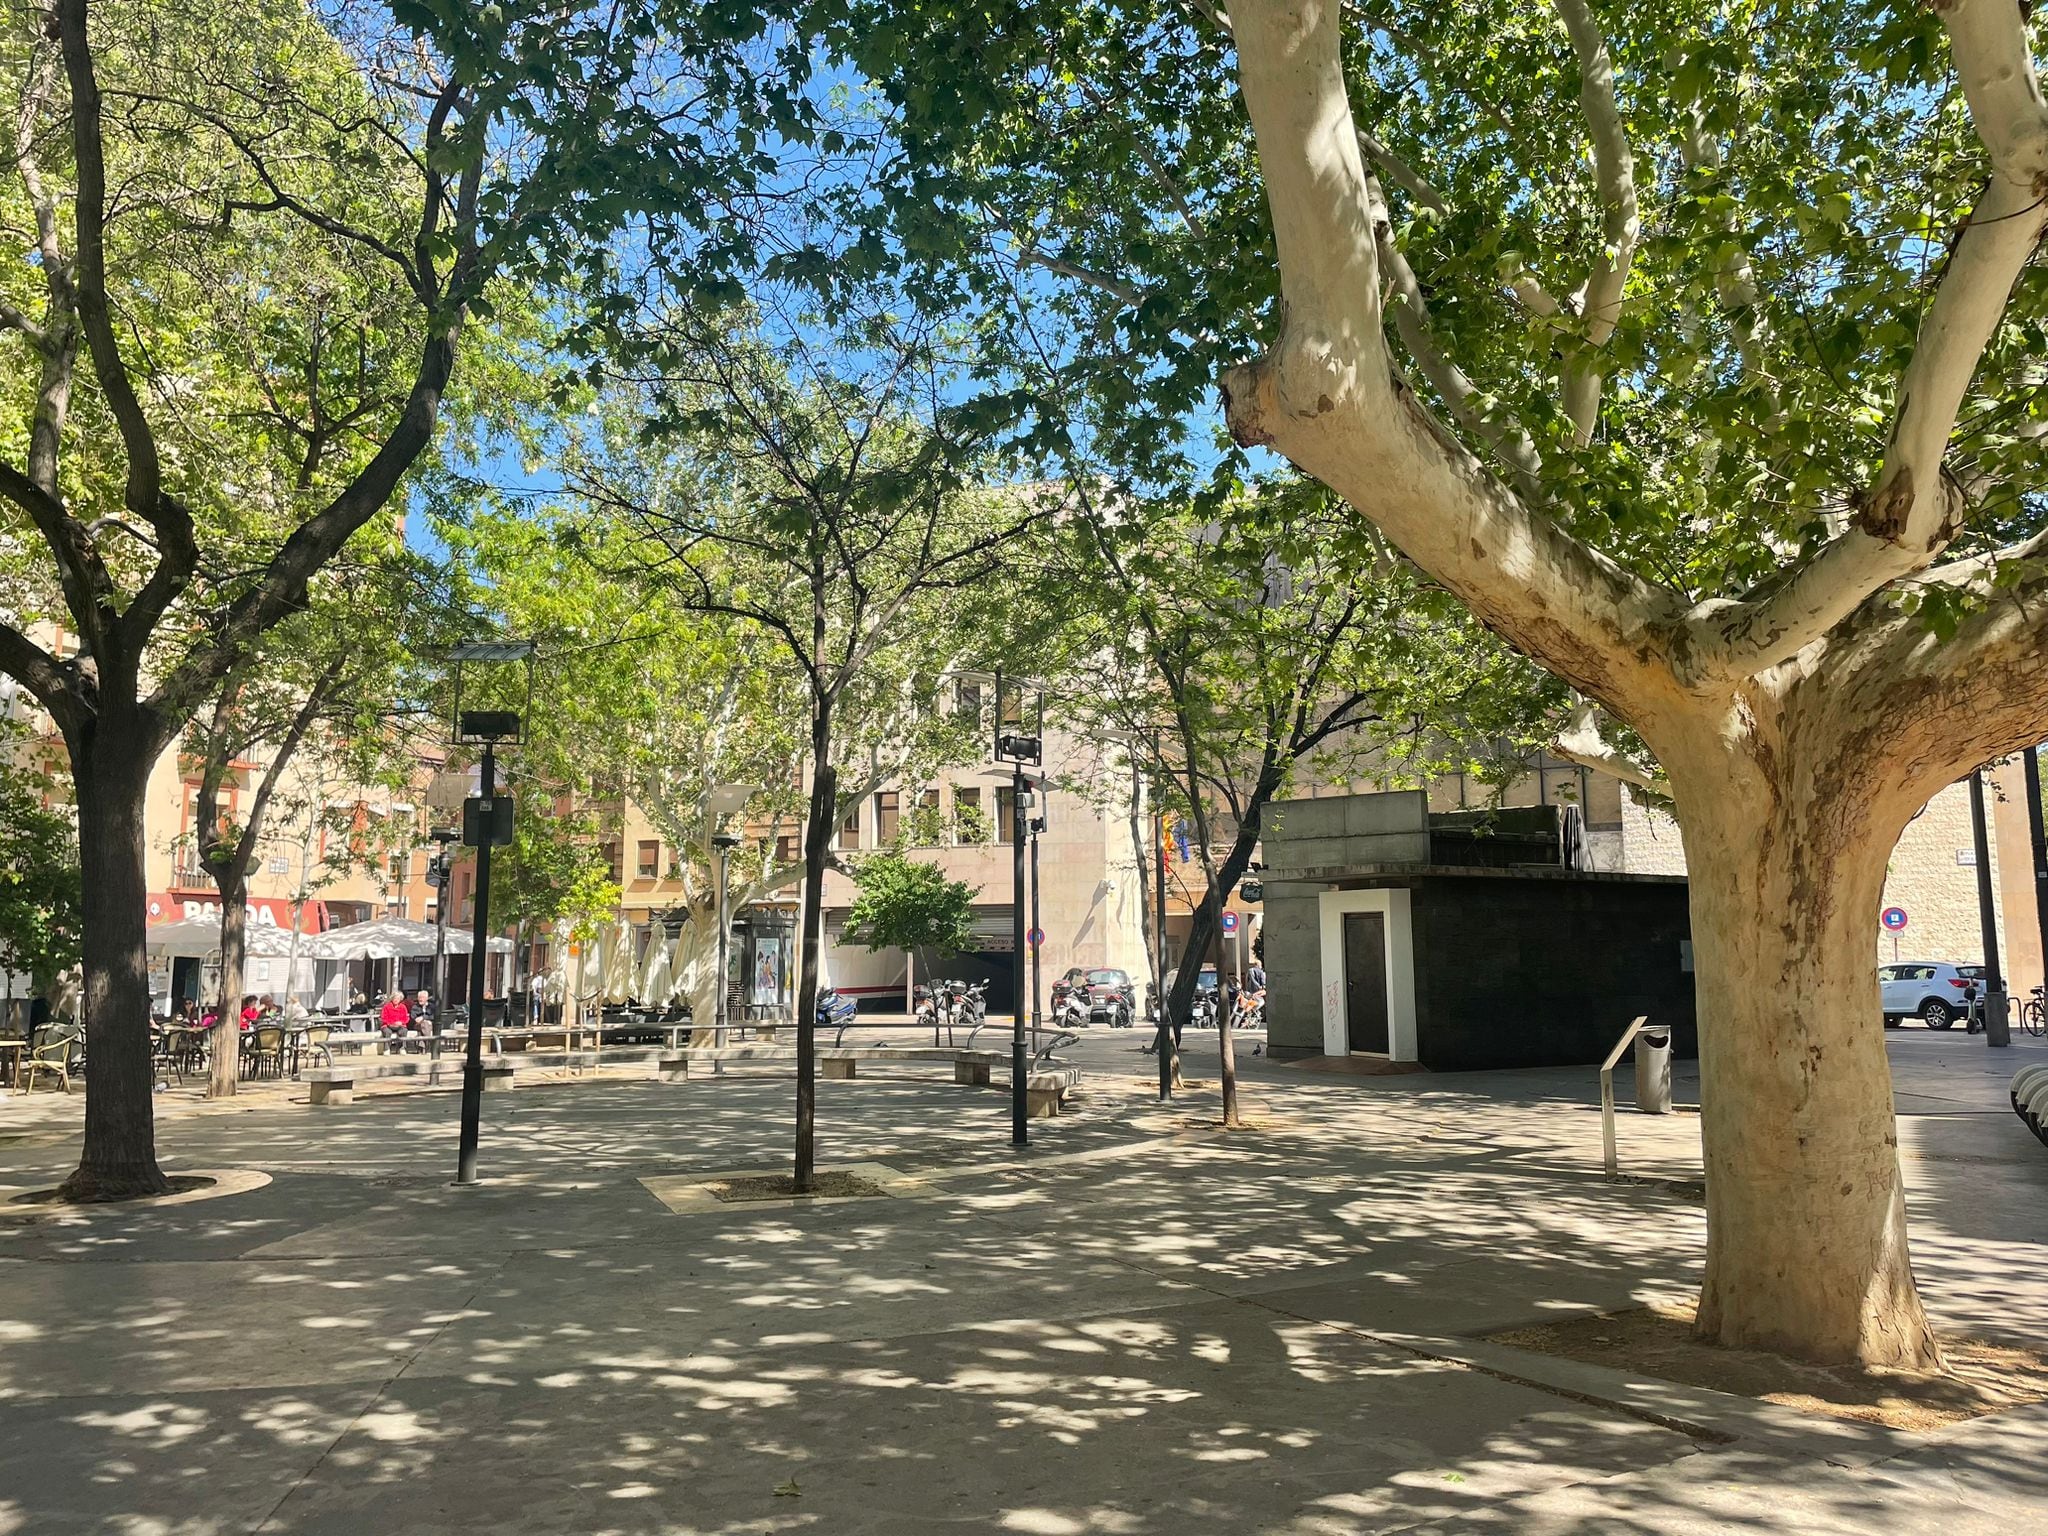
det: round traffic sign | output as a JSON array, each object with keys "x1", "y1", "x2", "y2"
[
  {"x1": 1881, "y1": 906, "x2": 1909, "y2": 932},
  {"x1": 1026, "y1": 926, "x2": 1044, "y2": 948},
  {"x1": 1220, "y1": 911, "x2": 1239, "y2": 934}
]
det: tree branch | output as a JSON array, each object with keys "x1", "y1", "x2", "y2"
[
  {"x1": 1551, "y1": 699, "x2": 1664, "y2": 794},
  {"x1": 54, "y1": 0, "x2": 164, "y2": 522},
  {"x1": 1221, "y1": 0, "x2": 1680, "y2": 709},
  {"x1": 1677, "y1": 0, "x2": 2048, "y2": 685},
  {"x1": 1553, "y1": 0, "x2": 1639, "y2": 445},
  {"x1": 1364, "y1": 172, "x2": 1546, "y2": 498}
]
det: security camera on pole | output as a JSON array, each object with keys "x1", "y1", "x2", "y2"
[{"x1": 447, "y1": 640, "x2": 535, "y2": 1186}]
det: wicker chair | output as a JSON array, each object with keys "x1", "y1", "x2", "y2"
[
  {"x1": 244, "y1": 1025, "x2": 287, "y2": 1080},
  {"x1": 20, "y1": 1027, "x2": 82, "y2": 1094}
]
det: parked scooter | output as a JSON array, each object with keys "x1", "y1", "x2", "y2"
[
  {"x1": 954, "y1": 980, "x2": 989, "y2": 1029},
  {"x1": 816, "y1": 987, "x2": 858, "y2": 1035},
  {"x1": 1052, "y1": 984, "x2": 1089, "y2": 1031}
]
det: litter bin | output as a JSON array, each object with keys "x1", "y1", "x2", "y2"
[{"x1": 1634, "y1": 1026, "x2": 1672, "y2": 1114}]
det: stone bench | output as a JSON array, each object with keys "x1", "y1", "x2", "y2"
[
  {"x1": 303, "y1": 1059, "x2": 513, "y2": 1106},
  {"x1": 819, "y1": 1047, "x2": 1006, "y2": 1084},
  {"x1": 654, "y1": 1045, "x2": 1008, "y2": 1087},
  {"x1": 1020, "y1": 1064, "x2": 1082, "y2": 1117}
]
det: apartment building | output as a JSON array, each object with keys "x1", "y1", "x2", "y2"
[{"x1": 3, "y1": 651, "x2": 459, "y2": 1009}]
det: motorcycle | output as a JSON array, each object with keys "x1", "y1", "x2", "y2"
[
  {"x1": 1189, "y1": 991, "x2": 1219, "y2": 1030},
  {"x1": 816, "y1": 987, "x2": 858, "y2": 1034}
]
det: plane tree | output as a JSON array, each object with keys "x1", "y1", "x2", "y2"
[{"x1": 820, "y1": 0, "x2": 2048, "y2": 1364}]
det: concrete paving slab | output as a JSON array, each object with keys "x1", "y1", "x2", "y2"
[{"x1": 0, "y1": 1030, "x2": 2038, "y2": 1533}]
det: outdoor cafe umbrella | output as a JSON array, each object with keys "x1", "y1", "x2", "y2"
[
  {"x1": 602, "y1": 918, "x2": 634, "y2": 1005},
  {"x1": 318, "y1": 917, "x2": 512, "y2": 960},
  {"x1": 637, "y1": 925, "x2": 674, "y2": 1005},
  {"x1": 145, "y1": 916, "x2": 326, "y2": 960}
]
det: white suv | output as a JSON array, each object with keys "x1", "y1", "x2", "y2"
[{"x1": 1879, "y1": 961, "x2": 1980, "y2": 1029}]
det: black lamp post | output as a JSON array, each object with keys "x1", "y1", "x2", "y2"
[
  {"x1": 1969, "y1": 768, "x2": 2011, "y2": 1047},
  {"x1": 712, "y1": 831, "x2": 741, "y2": 1047},
  {"x1": 1028, "y1": 784, "x2": 1047, "y2": 1060},
  {"x1": 426, "y1": 826, "x2": 459, "y2": 1056},
  {"x1": 993, "y1": 670, "x2": 1044, "y2": 1147},
  {"x1": 449, "y1": 640, "x2": 534, "y2": 1185}
]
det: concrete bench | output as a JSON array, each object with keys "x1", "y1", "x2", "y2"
[
  {"x1": 303, "y1": 1059, "x2": 513, "y2": 1106},
  {"x1": 819, "y1": 1047, "x2": 1006, "y2": 1083},
  {"x1": 653, "y1": 1045, "x2": 1008, "y2": 1087},
  {"x1": 1020, "y1": 1064, "x2": 1082, "y2": 1117}
]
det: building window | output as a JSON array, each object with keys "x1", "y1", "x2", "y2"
[
  {"x1": 996, "y1": 786, "x2": 1019, "y2": 845},
  {"x1": 956, "y1": 678, "x2": 984, "y2": 720},
  {"x1": 909, "y1": 788, "x2": 941, "y2": 846},
  {"x1": 389, "y1": 851, "x2": 410, "y2": 885},
  {"x1": 637, "y1": 840, "x2": 659, "y2": 878},
  {"x1": 601, "y1": 841, "x2": 621, "y2": 884},
  {"x1": 875, "y1": 791, "x2": 900, "y2": 847},
  {"x1": 838, "y1": 804, "x2": 862, "y2": 851},
  {"x1": 776, "y1": 834, "x2": 797, "y2": 865},
  {"x1": 954, "y1": 786, "x2": 986, "y2": 844}
]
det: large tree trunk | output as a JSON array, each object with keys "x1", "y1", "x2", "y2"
[
  {"x1": 1672, "y1": 736, "x2": 1940, "y2": 1368},
  {"x1": 791, "y1": 709, "x2": 836, "y2": 1193},
  {"x1": 60, "y1": 715, "x2": 170, "y2": 1202},
  {"x1": 208, "y1": 877, "x2": 246, "y2": 1098}
]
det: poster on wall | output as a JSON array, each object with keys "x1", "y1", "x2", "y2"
[{"x1": 752, "y1": 936, "x2": 784, "y2": 1007}]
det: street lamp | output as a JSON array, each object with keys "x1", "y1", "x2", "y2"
[
  {"x1": 1100, "y1": 724, "x2": 1173, "y2": 1101},
  {"x1": 425, "y1": 826, "x2": 460, "y2": 1055},
  {"x1": 448, "y1": 639, "x2": 535, "y2": 1186},
  {"x1": 1027, "y1": 781, "x2": 1048, "y2": 1060},
  {"x1": 993, "y1": 670, "x2": 1044, "y2": 1147},
  {"x1": 706, "y1": 782, "x2": 756, "y2": 1047}
]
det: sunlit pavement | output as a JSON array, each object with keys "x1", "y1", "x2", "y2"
[{"x1": 0, "y1": 1029, "x2": 2042, "y2": 1533}]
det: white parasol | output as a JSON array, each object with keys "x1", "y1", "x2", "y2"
[
  {"x1": 602, "y1": 918, "x2": 634, "y2": 1005},
  {"x1": 637, "y1": 926, "x2": 674, "y2": 1004},
  {"x1": 145, "y1": 916, "x2": 326, "y2": 959}
]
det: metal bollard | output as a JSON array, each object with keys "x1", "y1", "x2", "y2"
[{"x1": 1634, "y1": 1027, "x2": 1673, "y2": 1114}]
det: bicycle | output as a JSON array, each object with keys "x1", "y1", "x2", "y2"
[{"x1": 2022, "y1": 986, "x2": 2047, "y2": 1038}]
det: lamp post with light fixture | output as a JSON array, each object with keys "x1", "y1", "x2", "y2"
[
  {"x1": 448, "y1": 640, "x2": 534, "y2": 1186},
  {"x1": 706, "y1": 782, "x2": 756, "y2": 1048},
  {"x1": 993, "y1": 671, "x2": 1044, "y2": 1146}
]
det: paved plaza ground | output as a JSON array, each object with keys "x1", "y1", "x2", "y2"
[{"x1": 1, "y1": 1026, "x2": 2045, "y2": 1533}]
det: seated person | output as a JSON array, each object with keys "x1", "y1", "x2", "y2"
[
  {"x1": 378, "y1": 991, "x2": 417, "y2": 1043},
  {"x1": 239, "y1": 994, "x2": 262, "y2": 1031}
]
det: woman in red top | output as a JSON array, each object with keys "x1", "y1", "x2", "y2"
[
  {"x1": 239, "y1": 995, "x2": 261, "y2": 1031},
  {"x1": 378, "y1": 991, "x2": 418, "y2": 1050}
]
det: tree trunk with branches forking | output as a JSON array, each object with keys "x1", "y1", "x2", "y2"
[{"x1": 1219, "y1": 0, "x2": 2048, "y2": 1366}]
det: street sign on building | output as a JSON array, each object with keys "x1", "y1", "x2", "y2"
[{"x1": 1221, "y1": 911, "x2": 1239, "y2": 935}]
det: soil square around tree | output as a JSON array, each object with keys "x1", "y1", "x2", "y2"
[
  {"x1": 1489, "y1": 1296, "x2": 2048, "y2": 1431},
  {"x1": 708, "y1": 1169, "x2": 889, "y2": 1202}
]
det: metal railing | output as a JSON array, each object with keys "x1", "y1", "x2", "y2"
[{"x1": 1599, "y1": 1015, "x2": 1652, "y2": 1180}]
